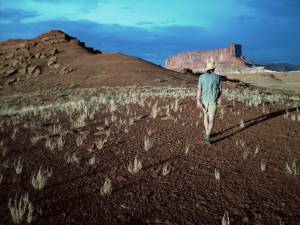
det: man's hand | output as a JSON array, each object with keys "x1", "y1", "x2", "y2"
[{"x1": 197, "y1": 100, "x2": 202, "y2": 109}]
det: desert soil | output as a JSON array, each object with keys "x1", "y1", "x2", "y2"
[{"x1": 0, "y1": 86, "x2": 300, "y2": 225}]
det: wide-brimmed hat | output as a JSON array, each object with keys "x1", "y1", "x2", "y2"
[{"x1": 206, "y1": 61, "x2": 216, "y2": 71}]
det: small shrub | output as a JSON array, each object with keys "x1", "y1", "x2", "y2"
[
  {"x1": 285, "y1": 159, "x2": 299, "y2": 176},
  {"x1": 8, "y1": 192, "x2": 34, "y2": 224},
  {"x1": 162, "y1": 163, "x2": 171, "y2": 176},
  {"x1": 57, "y1": 135, "x2": 65, "y2": 150},
  {"x1": 64, "y1": 152, "x2": 80, "y2": 164},
  {"x1": 89, "y1": 155, "x2": 96, "y2": 165},
  {"x1": 239, "y1": 119, "x2": 245, "y2": 128},
  {"x1": 95, "y1": 138, "x2": 106, "y2": 150},
  {"x1": 14, "y1": 157, "x2": 23, "y2": 175},
  {"x1": 184, "y1": 144, "x2": 190, "y2": 155},
  {"x1": 222, "y1": 211, "x2": 230, "y2": 225},
  {"x1": 128, "y1": 155, "x2": 142, "y2": 174},
  {"x1": 261, "y1": 160, "x2": 266, "y2": 172},
  {"x1": 100, "y1": 177, "x2": 112, "y2": 195},
  {"x1": 151, "y1": 103, "x2": 158, "y2": 119},
  {"x1": 215, "y1": 169, "x2": 220, "y2": 180},
  {"x1": 30, "y1": 167, "x2": 52, "y2": 190},
  {"x1": 76, "y1": 135, "x2": 85, "y2": 147},
  {"x1": 144, "y1": 135, "x2": 153, "y2": 151},
  {"x1": 254, "y1": 146, "x2": 259, "y2": 157},
  {"x1": 45, "y1": 137, "x2": 56, "y2": 151}
]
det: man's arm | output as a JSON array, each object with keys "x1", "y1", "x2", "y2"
[
  {"x1": 217, "y1": 79, "x2": 222, "y2": 106},
  {"x1": 197, "y1": 83, "x2": 202, "y2": 109}
]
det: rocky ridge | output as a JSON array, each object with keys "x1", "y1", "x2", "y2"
[{"x1": 0, "y1": 30, "x2": 100, "y2": 87}]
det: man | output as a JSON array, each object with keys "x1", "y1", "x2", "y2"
[{"x1": 197, "y1": 61, "x2": 222, "y2": 144}]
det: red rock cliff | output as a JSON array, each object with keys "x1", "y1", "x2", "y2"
[{"x1": 165, "y1": 44, "x2": 253, "y2": 74}]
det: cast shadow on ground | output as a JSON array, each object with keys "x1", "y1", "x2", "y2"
[
  {"x1": 37, "y1": 138, "x2": 182, "y2": 222},
  {"x1": 211, "y1": 107, "x2": 297, "y2": 144}
]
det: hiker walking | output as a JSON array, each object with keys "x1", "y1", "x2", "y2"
[{"x1": 197, "y1": 61, "x2": 222, "y2": 144}]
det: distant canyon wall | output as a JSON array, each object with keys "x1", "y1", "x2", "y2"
[{"x1": 164, "y1": 44, "x2": 269, "y2": 75}]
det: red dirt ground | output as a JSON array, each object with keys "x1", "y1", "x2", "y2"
[{"x1": 0, "y1": 94, "x2": 299, "y2": 225}]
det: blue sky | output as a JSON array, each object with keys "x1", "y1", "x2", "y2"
[{"x1": 0, "y1": 0, "x2": 300, "y2": 65}]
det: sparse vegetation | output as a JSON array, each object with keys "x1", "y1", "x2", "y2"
[
  {"x1": 162, "y1": 162, "x2": 171, "y2": 176},
  {"x1": 144, "y1": 135, "x2": 153, "y2": 151},
  {"x1": 76, "y1": 134, "x2": 85, "y2": 147},
  {"x1": 64, "y1": 152, "x2": 80, "y2": 164},
  {"x1": 89, "y1": 155, "x2": 96, "y2": 165},
  {"x1": 8, "y1": 192, "x2": 34, "y2": 224},
  {"x1": 57, "y1": 135, "x2": 65, "y2": 150},
  {"x1": 239, "y1": 119, "x2": 245, "y2": 128},
  {"x1": 184, "y1": 144, "x2": 190, "y2": 155},
  {"x1": 222, "y1": 211, "x2": 230, "y2": 225},
  {"x1": 128, "y1": 155, "x2": 142, "y2": 174},
  {"x1": 0, "y1": 84, "x2": 299, "y2": 224},
  {"x1": 95, "y1": 138, "x2": 106, "y2": 150},
  {"x1": 45, "y1": 137, "x2": 56, "y2": 151},
  {"x1": 215, "y1": 169, "x2": 220, "y2": 180},
  {"x1": 285, "y1": 159, "x2": 299, "y2": 176},
  {"x1": 100, "y1": 177, "x2": 112, "y2": 195},
  {"x1": 254, "y1": 146, "x2": 259, "y2": 157},
  {"x1": 30, "y1": 167, "x2": 53, "y2": 190},
  {"x1": 261, "y1": 160, "x2": 267, "y2": 172},
  {"x1": 14, "y1": 157, "x2": 23, "y2": 175}
]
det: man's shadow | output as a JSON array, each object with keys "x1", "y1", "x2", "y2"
[{"x1": 211, "y1": 107, "x2": 297, "y2": 143}]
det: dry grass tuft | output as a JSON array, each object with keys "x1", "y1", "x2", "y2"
[
  {"x1": 144, "y1": 135, "x2": 153, "y2": 151},
  {"x1": 222, "y1": 211, "x2": 230, "y2": 225},
  {"x1": 162, "y1": 163, "x2": 171, "y2": 176},
  {"x1": 100, "y1": 177, "x2": 112, "y2": 195},
  {"x1": 30, "y1": 167, "x2": 52, "y2": 190},
  {"x1": 14, "y1": 157, "x2": 23, "y2": 175},
  {"x1": 128, "y1": 155, "x2": 142, "y2": 174},
  {"x1": 285, "y1": 159, "x2": 299, "y2": 176},
  {"x1": 8, "y1": 192, "x2": 34, "y2": 224}
]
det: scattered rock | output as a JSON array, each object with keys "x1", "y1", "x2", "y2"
[
  {"x1": 27, "y1": 65, "x2": 38, "y2": 74},
  {"x1": 69, "y1": 39, "x2": 80, "y2": 45},
  {"x1": 23, "y1": 51, "x2": 31, "y2": 58},
  {"x1": 35, "y1": 53, "x2": 41, "y2": 58},
  {"x1": 32, "y1": 68, "x2": 41, "y2": 77},
  {"x1": 6, "y1": 68, "x2": 17, "y2": 77},
  {"x1": 5, "y1": 78, "x2": 17, "y2": 85},
  {"x1": 50, "y1": 48, "x2": 58, "y2": 55},
  {"x1": 18, "y1": 67, "x2": 27, "y2": 75},
  {"x1": 49, "y1": 40, "x2": 59, "y2": 44},
  {"x1": 52, "y1": 63, "x2": 60, "y2": 69},
  {"x1": 59, "y1": 66, "x2": 73, "y2": 75},
  {"x1": 41, "y1": 37, "x2": 50, "y2": 42},
  {"x1": 40, "y1": 54, "x2": 46, "y2": 59},
  {"x1": 47, "y1": 56, "x2": 57, "y2": 67},
  {"x1": 10, "y1": 59, "x2": 19, "y2": 67},
  {"x1": 26, "y1": 65, "x2": 41, "y2": 77}
]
